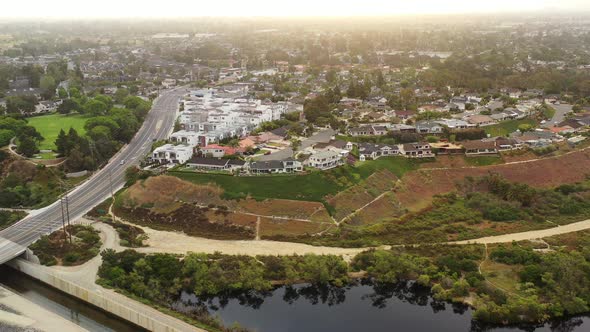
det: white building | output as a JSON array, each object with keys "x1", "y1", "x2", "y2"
[
  {"x1": 162, "y1": 79, "x2": 177, "y2": 88},
  {"x1": 306, "y1": 150, "x2": 344, "y2": 170},
  {"x1": 170, "y1": 130, "x2": 202, "y2": 147},
  {"x1": 152, "y1": 144, "x2": 193, "y2": 164}
]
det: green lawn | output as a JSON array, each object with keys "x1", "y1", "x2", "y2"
[
  {"x1": 28, "y1": 114, "x2": 88, "y2": 150},
  {"x1": 169, "y1": 156, "x2": 426, "y2": 202},
  {"x1": 484, "y1": 119, "x2": 537, "y2": 137}
]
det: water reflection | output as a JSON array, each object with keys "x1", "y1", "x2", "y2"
[{"x1": 172, "y1": 281, "x2": 590, "y2": 332}]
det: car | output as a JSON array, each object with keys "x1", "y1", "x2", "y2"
[{"x1": 120, "y1": 159, "x2": 125, "y2": 165}]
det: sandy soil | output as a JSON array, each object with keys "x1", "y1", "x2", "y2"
[
  {"x1": 453, "y1": 219, "x2": 590, "y2": 244},
  {"x1": 139, "y1": 226, "x2": 375, "y2": 261}
]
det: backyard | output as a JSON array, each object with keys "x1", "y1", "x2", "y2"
[
  {"x1": 483, "y1": 119, "x2": 537, "y2": 137},
  {"x1": 169, "y1": 156, "x2": 426, "y2": 202},
  {"x1": 28, "y1": 113, "x2": 88, "y2": 150}
]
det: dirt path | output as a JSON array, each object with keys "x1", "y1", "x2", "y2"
[
  {"x1": 452, "y1": 219, "x2": 590, "y2": 244},
  {"x1": 127, "y1": 219, "x2": 590, "y2": 260},
  {"x1": 338, "y1": 191, "x2": 389, "y2": 225},
  {"x1": 138, "y1": 226, "x2": 376, "y2": 261},
  {"x1": 420, "y1": 145, "x2": 590, "y2": 172}
]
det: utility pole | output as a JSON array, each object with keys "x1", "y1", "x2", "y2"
[{"x1": 60, "y1": 198, "x2": 67, "y2": 243}]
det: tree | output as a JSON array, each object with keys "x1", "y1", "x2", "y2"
[
  {"x1": 40, "y1": 75, "x2": 56, "y2": 92},
  {"x1": 518, "y1": 124, "x2": 533, "y2": 132},
  {"x1": 55, "y1": 129, "x2": 68, "y2": 155},
  {"x1": 0, "y1": 129, "x2": 14, "y2": 147},
  {"x1": 58, "y1": 99, "x2": 80, "y2": 114},
  {"x1": 6, "y1": 96, "x2": 37, "y2": 114},
  {"x1": 114, "y1": 88, "x2": 130, "y2": 104},
  {"x1": 57, "y1": 87, "x2": 68, "y2": 99},
  {"x1": 17, "y1": 136, "x2": 38, "y2": 157},
  {"x1": 290, "y1": 138, "x2": 301, "y2": 154},
  {"x1": 84, "y1": 99, "x2": 108, "y2": 117}
]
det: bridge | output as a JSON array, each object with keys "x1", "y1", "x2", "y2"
[{"x1": 0, "y1": 88, "x2": 185, "y2": 264}]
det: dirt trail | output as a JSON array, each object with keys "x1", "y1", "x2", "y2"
[
  {"x1": 132, "y1": 219, "x2": 590, "y2": 258},
  {"x1": 452, "y1": 219, "x2": 590, "y2": 244},
  {"x1": 139, "y1": 226, "x2": 373, "y2": 260}
]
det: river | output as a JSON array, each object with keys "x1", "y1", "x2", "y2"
[
  {"x1": 174, "y1": 281, "x2": 590, "y2": 332},
  {"x1": 2, "y1": 266, "x2": 589, "y2": 332}
]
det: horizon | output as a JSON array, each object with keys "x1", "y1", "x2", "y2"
[{"x1": 1, "y1": 0, "x2": 590, "y2": 18}]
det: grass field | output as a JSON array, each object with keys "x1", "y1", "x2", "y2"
[
  {"x1": 169, "y1": 156, "x2": 426, "y2": 203},
  {"x1": 484, "y1": 119, "x2": 537, "y2": 137},
  {"x1": 28, "y1": 114, "x2": 88, "y2": 150}
]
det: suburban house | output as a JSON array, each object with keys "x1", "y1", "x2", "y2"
[
  {"x1": 399, "y1": 143, "x2": 434, "y2": 158},
  {"x1": 349, "y1": 125, "x2": 388, "y2": 136},
  {"x1": 467, "y1": 115, "x2": 495, "y2": 126},
  {"x1": 395, "y1": 110, "x2": 415, "y2": 120},
  {"x1": 429, "y1": 142, "x2": 464, "y2": 155},
  {"x1": 200, "y1": 144, "x2": 241, "y2": 158},
  {"x1": 416, "y1": 121, "x2": 445, "y2": 134},
  {"x1": 358, "y1": 143, "x2": 399, "y2": 161},
  {"x1": 152, "y1": 144, "x2": 194, "y2": 164},
  {"x1": 170, "y1": 130, "x2": 202, "y2": 147},
  {"x1": 462, "y1": 140, "x2": 498, "y2": 155},
  {"x1": 494, "y1": 138, "x2": 523, "y2": 151},
  {"x1": 513, "y1": 130, "x2": 562, "y2": 147},
  {"x1": 389, "y1": 124, "x2": 417, "y2": 133},
  {"x1": 306, "y1": 150, "x2": 344, "y2": 170},
  {"x1": 186, "y1": 157, "x2": 246, "y2": 171},
  {"x1": 435, "y1": 119, "x2": 474, "y2": 130},
  {"x1": 248, "y1": 158, "x2": 303, "y2": 174},
  {"x1": 35, "y1": 100, "x2": 62, "y2": 114},
  {"x1": 312, "y1": 140, "x2": 353, "y2": 157}
]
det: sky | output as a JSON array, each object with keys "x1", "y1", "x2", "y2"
[{"x1": 1, "y1": 0, "x2": 589, "y2": 18}]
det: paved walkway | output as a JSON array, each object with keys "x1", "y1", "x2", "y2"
[{"x1": 41, "y1": 220, "x2": 205, "y2": 332}]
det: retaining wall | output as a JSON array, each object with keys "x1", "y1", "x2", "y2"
[{"x1": 7, "y1": 258, "x2": 199, "y2": 332}]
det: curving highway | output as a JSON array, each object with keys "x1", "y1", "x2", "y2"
[{"x1": 0, "y1": 88, "x2": 185, "y2": 264}]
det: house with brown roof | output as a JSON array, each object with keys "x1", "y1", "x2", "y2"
[
  {"x1": 399, "y1": 142, "x2": 434, "y2": 158},
  {"x1": 467, "y1": 115, "x2": 495, "y2": 126},
  {"x1": 462, "y1": 140, "x2": 498, "y2": 155}
]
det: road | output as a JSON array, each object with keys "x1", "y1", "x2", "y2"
[
  {"x1": 257, "y1": 128, "x2": 336, "y2": 161},
  {"x1": 542, "y1": 103, "x2": 572, "y2": 128},
  {"x1": 0, "y1": 88, "x2": 185, "y2": 264}
]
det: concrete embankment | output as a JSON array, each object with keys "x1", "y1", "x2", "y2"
[{"x1": 7, "y1": 258, "x2": 204, "y2": 332}]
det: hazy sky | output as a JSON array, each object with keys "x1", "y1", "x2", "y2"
[{"x1": 1, "y1": 0, "x2": 589, "y2": 17}]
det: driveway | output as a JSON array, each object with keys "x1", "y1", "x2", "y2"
[
  {"x1": 257, "y1": 128, "x2": 336, "y2": 161},
  {"x1": 542, "y1": 103, "x2": 572, "y2": 128}
]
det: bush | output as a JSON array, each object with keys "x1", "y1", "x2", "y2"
[{"x1": 490, "y1": 244, "x2": 540, "y2": 265}]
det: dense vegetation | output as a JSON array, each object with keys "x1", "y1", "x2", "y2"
[
  {"x1": 0, "y1": 160, "x2": 84, "y2": 208},
  {"x1": 55, "y1": 95, "x2": 151, "y2": 171},
  {"x1": 97, "y1": 241, "x2": 590, "y2": 328},
  {"x1": 0, "y1": 115, "x2": 44, "y2": 156},
  {"x1": 473, "y1": 240, "x2": 590, "y2": 325},
  {"x1": 31, "y1": 224, "x2": 102, "y2": 266},
  {"x1": 294, "y1": 174, "x2": 590, "y2": 247},
  {"x1": 87, "y1": 197, "x2": 148, "y2": 248},
  {"x1": 0, "y1": 210, "x2": 26, "y2": 230}
]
